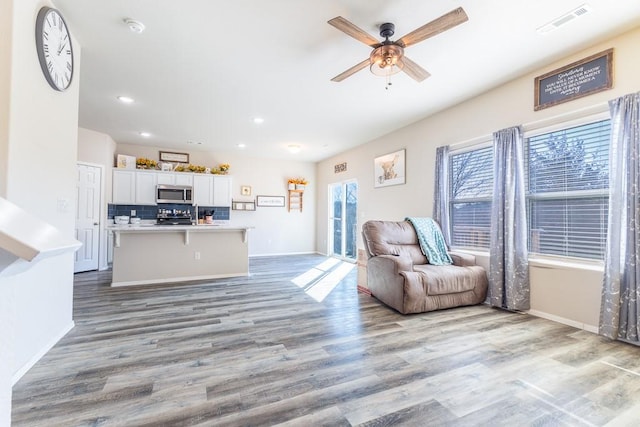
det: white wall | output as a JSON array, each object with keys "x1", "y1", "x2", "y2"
[
  {"x1": 112, "y1": 143, "x2": 317, "y2": 255},
  {"x1": 316, "y1": 27, "x2": 640, "y2": 331},
  {"x1": 78, "y1": 127, "x2": 116, "y2": 201},
  {"x1": 0, "y1": 0, "x2": 81, "y2": 423},
  {"x1": 0, "y1": 0, "x2": 14, "y2": 421}
]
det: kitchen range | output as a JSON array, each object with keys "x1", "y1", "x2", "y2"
[
  {"x1": 107, "y1": 184, "x2": 252, "y2": 287},
  {"x1": 156, "y1": 207, "x2": 194, "y2": 226}
]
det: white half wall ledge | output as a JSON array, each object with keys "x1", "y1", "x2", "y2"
[{"x1": 0, "y1": 197, "x2": 81, "y2": 273}]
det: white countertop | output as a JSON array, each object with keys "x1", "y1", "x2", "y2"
[
  {"x1": 107, "y1": 223, "x2": 253, "y2": 246},
  {"x1": 107, "y1": 224, "x2": 252, "y2": 232}
]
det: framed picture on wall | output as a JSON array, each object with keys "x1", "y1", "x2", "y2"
[
  {"x1": 374, "y1": 149, "x2": 406, "y2": 188},
  {"x1": 159, "y1": 151, "x2": 189, "y2": 163},
  {"x1": 256, "y1": 195, "x2": 285, "y2": 207}
]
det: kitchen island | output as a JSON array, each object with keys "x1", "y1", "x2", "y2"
[{"x1": 107, "y1": 224, "x2": 252, "y2": 286}]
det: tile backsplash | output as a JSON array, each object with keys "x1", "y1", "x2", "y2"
[{"x1": 108, "y1": 204, "x2": 230, "y2": 221}]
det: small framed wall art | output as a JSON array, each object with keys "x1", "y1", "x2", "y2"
[
  {"x1": 241, "y1": 185, "x2": 252, "y2": 196},
  {"x1": 116, "y1": 154, "x2": 136, "y2": 169},
  {"x1": 374, "y1": 149, "x2": 406, "y2": 188}
]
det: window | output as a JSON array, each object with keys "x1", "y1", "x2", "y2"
[
  {"x1": 525, "y1": 119, "x2": 610, "y2": 260},
  {"x1": 445, "y1": 117, "x2": 610, "y2": 260},
  {"x1": 449, "y1": 146, "x2": 493, "y2": 249}
]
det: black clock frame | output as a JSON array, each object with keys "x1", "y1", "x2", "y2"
[{"x1": 35, "y1": 7, "x2": 74, "y2": 91}]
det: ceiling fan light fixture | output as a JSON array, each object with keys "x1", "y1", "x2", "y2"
[
  {"x1": 287, "y1": 144, "x2": 301, "y2": 154},
  {"x1": 369, "y1": 44, "x2": 404, "y2": 76}
]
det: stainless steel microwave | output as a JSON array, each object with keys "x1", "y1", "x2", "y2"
[{"x1": 156, "y1": 185, "x2": 193, "y2": 204}]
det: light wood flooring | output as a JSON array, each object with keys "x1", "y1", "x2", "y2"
[{"x1": 12, "y1": 254, "x2": 640, "y2": 426}]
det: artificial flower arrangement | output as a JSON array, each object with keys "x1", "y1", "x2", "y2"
[
  {"x1": 171, "y1": 163, "x2": 230, "y2": 174},
  {"x1": 136, "y1": 157, "x2": 158, "y2": 169},
  {"x1": 187, "y1": 164, "x2": 207, "y2": 173},
  {"x1": 287, "y1": 177, "x2": 309, "y2": 189},
  {"x1": 287, "y1": 177, "x2": 308, "y2": 185}
]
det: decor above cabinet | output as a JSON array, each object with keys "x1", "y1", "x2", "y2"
[{"x1": 115, "y1": 153, "x2": 231, "y2": 174}]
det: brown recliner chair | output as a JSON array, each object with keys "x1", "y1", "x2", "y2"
[{"x1": 362, "y1": 220, "x2": 488, "y2": 314}]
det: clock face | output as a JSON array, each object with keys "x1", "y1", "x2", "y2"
[{"x1": 35, "y1": 7, "x2": 74, "y2": 91}]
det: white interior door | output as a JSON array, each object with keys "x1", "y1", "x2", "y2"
[{"x1": 75, "y1": 164, "x2": 101, "y2": 272}]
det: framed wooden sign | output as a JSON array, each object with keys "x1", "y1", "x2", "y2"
[
  {"x1": 334, "y1": 162, "x2": 347, "y2": 173},
  {"x1": 534, "y1": 48, "x2": 613, "y2": 111},
  {"x1": 159, "y1": 151, "x2": 189, "y2": 163},
  {"x1": 256, "y1": 195, "x2": 285, "y2": 207}
]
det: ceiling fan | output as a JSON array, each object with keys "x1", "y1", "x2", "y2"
[{"x1": 328, "y1": 7, "x2": 468, "y2": 83}]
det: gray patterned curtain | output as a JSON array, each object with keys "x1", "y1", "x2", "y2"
[
  {"x1": 489, "y1": 126, "x2": 530, "y2": 311},
  {"x1": 600, "y1": 91, "x2": 640, "y2": 343},
  {"x1": 433, "y1": 146, "x2": 451, "y2": 245}
]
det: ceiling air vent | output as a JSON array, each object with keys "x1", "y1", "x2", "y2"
[{"x1": 537, "y1": 4, "x2": 593, "y2": 34}]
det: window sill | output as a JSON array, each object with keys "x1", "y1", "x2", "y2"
[
  {"x1": 450, "y1": 248, "x2": 604, "y2": 273},
  {"x1": 528, "y1": 256, "x2": 604, "y2": 273},
  {"x1": 450, "y1": 248, "x2": 489, "y2": 259}
]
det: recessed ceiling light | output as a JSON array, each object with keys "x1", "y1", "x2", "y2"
[
  {"x1": 139, "y1": 132, "x2": 151, "y2": 138},
  {"x1": 288, "y1": 144, "x2": 301, "y2": 154},
  {"x1": 124, "y1": 18, "x2": 145, "y2": 33},
  {"x1": 237, "y1": 143, "x2": 246, "y2": 148},
  {"x1": 117, "y1": 96, "x2": 134, "y2": 104},
  {"x1": 253, "y1": 117, "x2": 265, "y2": 124}
]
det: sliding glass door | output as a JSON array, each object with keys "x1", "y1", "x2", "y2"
[{"x1": 329, "y1": 180, "x2": 358, "y2": 260}]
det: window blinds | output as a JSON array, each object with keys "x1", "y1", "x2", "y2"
[
  {"x1": 525, "y1": 119, "x2": 610, "y2": 259},
  {"x1": 449, "y1": 146, "x2": 494, "y2": 249}
]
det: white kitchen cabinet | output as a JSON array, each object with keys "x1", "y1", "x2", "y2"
[
  {"x1": 113, "y1": 170, "x2": 202, "y2": 205},
  {"x1": 156, "y1": 172, "x2": 175, "y2": 185},
  {"x1": 193, "y1": 174, "x2": 214, "y2": 206},
  {"x1": 213, "y1": 175, "x2": 232, "y2": 207},
  {"x1": 135, "y1": 170, "x2": 157, "y2": 205},
  {"x1": 156, "y1": 172, "x2": 193, "y2": 186},
  {"x1": 112, "y1": 170, "x2": 136, "y2": 204},
  {"x1": 175, "y1": 173, "x2": 193, "y2": 186}
]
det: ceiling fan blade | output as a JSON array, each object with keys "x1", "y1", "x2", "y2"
[
  {"x1": 397, "y1": 7, "x2": 468, "y2": 48},
  {"x1": 401, "y1": 56, "x2": 431, "y2": 82},
  {"x1": 328, "y1": 16, "x2": 381, "y2": 47},
  {"x1": 331, "y1": 58, "x2": 370, "y2": 82}
]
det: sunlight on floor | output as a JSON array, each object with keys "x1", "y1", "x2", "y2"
[{"x1": 291, "y1": 258, "x2": 355, "y2": 302}]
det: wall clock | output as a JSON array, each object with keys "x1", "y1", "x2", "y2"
[{"x1": 35, "y1": 7, "x2": 74, "y2": 91}]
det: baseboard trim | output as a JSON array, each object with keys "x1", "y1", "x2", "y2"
[
  {"x1": 12, "y1": 320, "x2": 75, "y2": 386},
  {"x1": 249, "y1": 251, "x2": 319, "y2": 258},
  {"x1": 357, "y1": 285, "x2": 372, "y2": 295},
  {"x1": 111, "y1": 273, "x2": 249, "y2": 287},
  {"x1": 527, "y1": 309, "x2": 598, "y2": 334}
]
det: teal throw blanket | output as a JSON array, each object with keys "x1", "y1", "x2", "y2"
[{"x1": 405, "y1": 217, "x2": 452, "y2": 265}]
